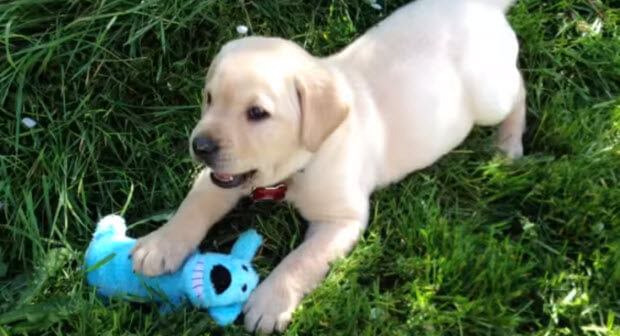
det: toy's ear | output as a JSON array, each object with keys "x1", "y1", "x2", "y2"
[
  {"x1": 208, "y1": 303, "x2": 243, "y2": 326},
  {"x1": 230, "y1": 230, "x2": 262, "y2": 261}
]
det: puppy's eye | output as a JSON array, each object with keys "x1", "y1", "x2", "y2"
[
  {"x1": 242, "y1": 284, "x2": 247, "y2": 292},
  {"x1": 206, "y1": 91, "x2": 212, "y2": 105},
  {"x1": 247, "y1": 106, "x2": 270, "y2": 121},
  {"x1": 242, "y1": 265, "x2": 248, "y2": 272}
]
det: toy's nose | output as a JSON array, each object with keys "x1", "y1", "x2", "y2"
[{"x1": 210, "y1": 265, "x2": 231, "y2": 295}]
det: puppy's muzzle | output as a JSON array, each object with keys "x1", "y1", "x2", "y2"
[{"x1": 192, "y1": 136, "x2": 219, "y2": 166}]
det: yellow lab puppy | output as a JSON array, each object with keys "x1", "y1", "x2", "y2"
[{"x1": 131, "y1": 0, "x2": 525, "y2": 332}]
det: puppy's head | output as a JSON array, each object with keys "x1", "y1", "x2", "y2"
[{"x1": 190, "y1": 37, "x2": 350, "y2": 189}]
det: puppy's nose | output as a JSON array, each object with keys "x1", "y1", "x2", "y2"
[
  {"x1": 192, "y1": 136, "x2": 219, "y2": 163},
  {"x1": 210, "y1": 265, "x2": 231, "y2": 295}
]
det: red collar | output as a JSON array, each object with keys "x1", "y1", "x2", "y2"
[{"x1": 251, "y1": 183, "x2": 287, "y2": 202}]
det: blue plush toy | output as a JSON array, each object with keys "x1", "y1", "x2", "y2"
[{"x1": 84, "y1": 215, "x2": 262, "y2": 325}]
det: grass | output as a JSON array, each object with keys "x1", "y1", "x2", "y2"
[{"x1": 1, "y1": 0, "x2": 619, "y2": 334}]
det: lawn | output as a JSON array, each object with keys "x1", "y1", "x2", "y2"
[{"x1": 1, "y1": 0, "x2": 619, "y2": 335}]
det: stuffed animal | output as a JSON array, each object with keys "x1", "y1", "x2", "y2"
[{"x1": 84, "y1": 215, "x2": 262, "y2": 325}]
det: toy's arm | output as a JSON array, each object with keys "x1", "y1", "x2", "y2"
[
  {"x1": 230, "y1": 230, "x2": 262, "y2": 261},
  {"x1": 208, "y1": 303, "x2": 243, "y2": 326}
]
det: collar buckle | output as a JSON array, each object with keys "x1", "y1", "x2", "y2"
[{"x1": 251, "y1": 184, "x2": 287, "y2": 202}]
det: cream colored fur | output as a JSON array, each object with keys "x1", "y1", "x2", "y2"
[{"x1": 130, "y1": 0, "x2": 525, "y2": 332}]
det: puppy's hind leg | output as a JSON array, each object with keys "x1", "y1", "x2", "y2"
[{"x1": 497, "y1": 81, "x2": 526, "y2": 158}]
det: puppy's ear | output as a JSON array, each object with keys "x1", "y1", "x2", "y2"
[{"x1": 294, "y1": 66, "x2": 349, "y2": 152}]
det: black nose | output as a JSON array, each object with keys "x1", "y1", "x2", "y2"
[
  {"x1": 192, "y1": 136, "x2": 219, "y2": 163},
  {"x1": 210, "y1": 264, "x2": 231, "y2": 295}
]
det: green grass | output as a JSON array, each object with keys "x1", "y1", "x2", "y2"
[{"x1": 1, "y1": 0, "x2": 619, "y2": 334}]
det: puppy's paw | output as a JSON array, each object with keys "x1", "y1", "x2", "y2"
[
  {"x1": 243, "y1": 275, "x2": 300, "y2": 334},
  {"x1": 498, "y1": 139, "x2": 523, "y2": 159},
  {"x1": 130, "y1": 228, "x2": 193, "y2": 277}
]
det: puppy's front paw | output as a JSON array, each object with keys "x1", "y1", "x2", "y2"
[
  {"x1": 130, "y1": 228, "x2": 193, "y2": 277},
  {"x1": 243, "y1": 275, "x2": 301, "y2": 334}
]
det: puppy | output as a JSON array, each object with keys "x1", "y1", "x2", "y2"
[{"x1": 130, "y1": 0, "x2": 525, "y2": 333}]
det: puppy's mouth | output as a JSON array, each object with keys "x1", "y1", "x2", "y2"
[{"x1": 210, "y1": 170, "x2": 256, "y2": 189}]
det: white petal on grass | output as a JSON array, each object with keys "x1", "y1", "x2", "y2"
[
  {"x1": 594, "y1": 222, "x2": 605, "y2": 233},
  {"x1": 591, "y1": 18, "x2": 602, "y2": 35},
  {"x1": 561, "y1": 288, "x2": 577, "y2": 304},
  {"x1": 370, "y1": 3, "x2": 382, "y2": 10},
  {"x1": 22, "y1": 117, "x2": 37, "y2": 128},
  {"x1": 236, "y1": 25, "x2": 249, "y2": 35},
  {"x1": 576, "y1": 18, "x2": 603, "y2": 37}
]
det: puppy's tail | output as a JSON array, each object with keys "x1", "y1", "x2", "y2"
[{"x1": 473, "y1": 0, "x2": 516, "y2": 12}]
